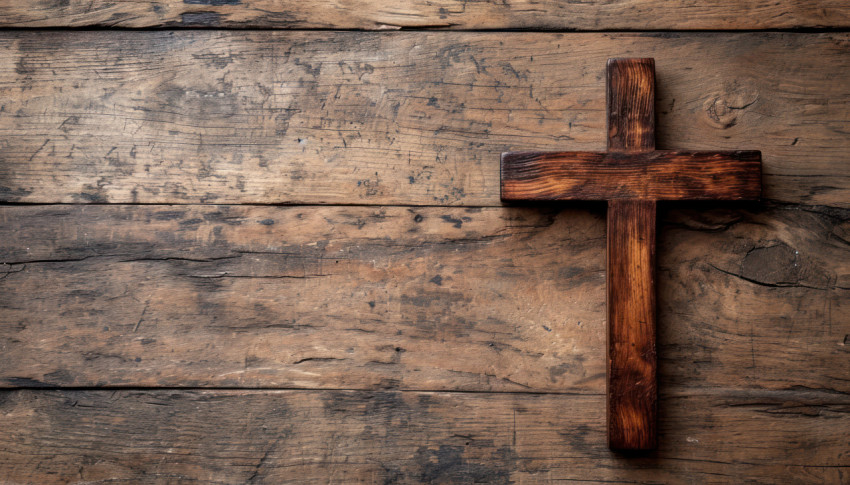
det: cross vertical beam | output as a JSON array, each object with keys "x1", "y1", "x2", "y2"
[{"x1": 606, "y1": 58, "x2": 657, "y2": 450}]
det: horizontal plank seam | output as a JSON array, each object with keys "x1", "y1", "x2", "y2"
[
  {"x1": 0, "y1": 385, "x2": 600, "y2": 395},
  {"x1": 1, "y1": 27, "x2": 850, "y2": 34},
  {"x1": 1, "y1": 200, "x2": 847, "y2": 216},
  {"x1": 0, "y1": 386, "x2": 847, "y2": 400},
  {"x1": 0, "y1": 201, "x2": 592, "y2": 209}
]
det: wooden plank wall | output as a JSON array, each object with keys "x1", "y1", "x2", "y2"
[
  {"x1": 0, "y1": 0, "x2": 848, "y2": 30},
  {"x1": 0, "y1": 3, "x2": 849, "y2": 484}
]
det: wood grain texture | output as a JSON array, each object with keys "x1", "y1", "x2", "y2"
[
  {"x1": 0, "y1": 389, "x2": 847, "y2": 484},
  {"x1": 0, "y1": 205, "x2": 606, "y2": 392},
  {"x1": 607, "y1": 58, "x2": 656, "y2": 152},
  {"x1": 501, "y1": 150, "x2": 762, "y2": 201},
  {"x1": 603, "y1": 58, "x2": 658, "y2": 450},
  {"x1": 607, "y1": 200, "x2": 657, "y2": 450},
  {"x1": 0, "y1": 0, "x2": 847, "y2": 30},
  {"x1": 0, "y1": 204, "x2": 847, "y2": 395},
  {"x1": 0, "y1": 32, "x2": 847, "y2": 207}
]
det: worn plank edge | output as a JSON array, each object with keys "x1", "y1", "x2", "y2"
[{"x1": 0, "y1": 0, "x2": 849, "y2": 30}]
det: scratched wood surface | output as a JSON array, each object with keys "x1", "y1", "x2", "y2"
[
  {"x1": 0, "y1": 32, "x2": 849, "y2": 207},
  {"x1": 0, "y1": 204, "x2": 847, "y2": 396},
  {"x1": 0, "y1": 205, "x2": 606, "y2": 392},
  {"x1": 0, "y1": 0, "x2": 848, "y2": 30},
  {"x1": 2, "y1": 5, "x2": 850, "y2": 482},
  {"x1": 501, "y1": 150, "x2": 762, "y2": 201},
  {"x1": 607, "y1": 200, "x2": 658, "y2": 450},
  {"x1": 604, "y1": 58, "x2": 659, "y2": 450},
  {"x1": 0, "y1": 389, "x2": 847, "y2": 483}
]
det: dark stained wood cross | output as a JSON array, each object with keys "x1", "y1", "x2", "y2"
[{"x1": 500, "y1": 58, "x2": 762, "y2": 450}]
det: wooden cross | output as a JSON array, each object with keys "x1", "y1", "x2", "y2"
[{"x1": 500, "y1": 58, "x2": 761, "y2": 450}]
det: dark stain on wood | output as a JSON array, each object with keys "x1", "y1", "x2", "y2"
[
  {"x1": 0, "y1": 389, "x2": 848, "y2": 482},
  {"x1": 412, "y1": 444, "x2": 516, "y2": 484},
  {"x1": 184, "y1": 0, "x2": 242, "y2": 5}
]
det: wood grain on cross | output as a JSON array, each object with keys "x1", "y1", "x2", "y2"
[{"x1": 501, "y1": 58, "x2": 762, "y2": 450}]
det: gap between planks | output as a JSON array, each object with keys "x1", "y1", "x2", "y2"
[
  {"x1": 0, "y1": 387, "x2": 845, "y2": 401},
  {"x1": 0, "y1": 200, "x2": 842, "y2": 213},
  {"x1": 2, "y1": 27, "x2": 850, "y2": 32},
  {"x1": 0, "y1": 385, "x2": 599, "y2": 395}
]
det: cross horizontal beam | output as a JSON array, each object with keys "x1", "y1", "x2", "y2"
[{"x1": 501, "y1": 150, "x2": 761, "y2": 201}]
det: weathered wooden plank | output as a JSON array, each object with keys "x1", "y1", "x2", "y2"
[
  {"x1": 659, "y1": 202, "x2": 850, "y2": 393},
  {"x1": 1, "y1": 204, "x2": 847, "y2": 394},
  {"x1": 501, "y1": 150, "x2": 762, "y2": 201},
  {"x1": 0, "y1": 32, "x2": 847, "y2": 207},
  {"x1": 0, "y1": 389, "x2": 847, "y2": 483},
  {"x1": 0, "y1": 205, "x2": 605, "y2": 392},
  {"x1": 0, "y1": 0, "x2": 848, "y2": 30}
]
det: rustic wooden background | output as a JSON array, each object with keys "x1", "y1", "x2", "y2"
[{"x1": 0, "y1": 1, "x2": 848, "y2": 483}]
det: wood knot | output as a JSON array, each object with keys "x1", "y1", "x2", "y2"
[
  {"x1": 741, "y1": 243, "x2": 799, "y2": 286},
  {"x1": 702, "y1": 82, "x2": 759, "y2": 130}
]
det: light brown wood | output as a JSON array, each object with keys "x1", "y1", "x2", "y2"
[
  {"x1": 1, "y1": 204, "x2": 847, "y2": 395},
  {"x1": 0, "y1": 5, "x2": 845, "y2": 480},
  {"x1": 0, "y1": 389, "x2": 847, "y2": 483},
  {"x1": 0, "y1": 32, "x2": 847, "y2": 207},
  {"x1": 0, "y1": 0, "x2": 847, "y2": 30},
  {"x1": 0, "y1": 205, "x2": 605, "y2": 392}
]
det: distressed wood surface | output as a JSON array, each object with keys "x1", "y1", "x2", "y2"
[
  {"x1": 501, "y1": 150, "x2": 762, "y2": 201},
  {"x1": 604, "y1": 58, "x2": 658, "y2": 450},
  {"x1": 0, "y1": 0, "x2": 848, "y2": 30},
  {"x1": 0, "y1": 389, "x2": 847, "y2": 484},
  {"x1": 500, "y1": 58, "x2": 762, "y2": 450},
  {"x1": 608, "y1": 200, "x2": 657, "y2": 450},
  {"x1": 0, "y1": 18, "x2": 848, "y2": 481},
  {"x1": 606, "y1": 57, "x2": 656, "y2": 153},
  {"x1": 0, "y1": 205, "x2": 605, "y2": 392},
  {"x1": 0, "y1": 32, "x2": 848, "y2": 207},
  {"x1": 1, "y1": 204, "x2": 847, "y2": 395}
]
